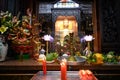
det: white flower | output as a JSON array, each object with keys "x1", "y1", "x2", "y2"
[
  {"x1": 43, "y1": 35, "x2": 54, "y2": 42},
  {"x1": 84, "y1": 35, "x2": 94, "y2": 41}
]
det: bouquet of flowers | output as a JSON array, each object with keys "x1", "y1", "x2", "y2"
[
  {"x1": 0, "y1": 11, "x2": 13, "y2": 34},
  {"x1": 0, "y1": 11, "x2": 20, "y2": 35}
]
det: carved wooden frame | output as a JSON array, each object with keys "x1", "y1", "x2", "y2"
[{"x1": 51, "y1": 8, "x2": 81, "y2": 37}]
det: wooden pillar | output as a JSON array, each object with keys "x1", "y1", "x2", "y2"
[{"x1": 92, "y1": 0, "x2": 101, "y2": 52}]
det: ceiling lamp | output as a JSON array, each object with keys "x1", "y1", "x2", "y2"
[{"x1": 61, "y1": 0, "x2": 67, "y2": 3}]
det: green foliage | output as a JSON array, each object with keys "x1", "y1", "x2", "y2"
[
  {"x1": 87, "y1": 54, "x2": 96, "y2": 63},
  {"x1": 46, "y1": 52, "x2": 59, "y2": 61},
  {"x1": 0, "y1": 11, "x2": 20, "y2": 35},
  {"x1": 103, "y1": 51, "x2": 118, "y2": 64},
  {"x1": 0, "y1": 11, "x2": 12, "y2": 34}
]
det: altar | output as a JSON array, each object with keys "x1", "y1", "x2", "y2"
[
  {"x1": 0, "y1": 59, "x2": 120, "y2": 80},
  {"x1": 31, "y1": 71, "x2": 80, "y2": 80},
  {"x1": 1, "y1": 0, "x2": 120, "y2": 80}
]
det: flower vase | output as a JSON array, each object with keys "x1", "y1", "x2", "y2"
[{"x1": 0, "y1": 35, "x2": 8, "y2": 62}]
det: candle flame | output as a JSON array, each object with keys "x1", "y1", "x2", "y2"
[
  {"x1": 60, "y1": 58, "x2": 67, "y2": 66},
  {"x1": 60, "y1": 62, "x2": 66, "y2": 66},
  {"x1": 62, "y1": 58, "x2": 67, "y2": 62}
]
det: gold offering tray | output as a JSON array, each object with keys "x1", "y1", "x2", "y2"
[{"x1": 58, "y1": 56, "x2": 86, "y2": 65}]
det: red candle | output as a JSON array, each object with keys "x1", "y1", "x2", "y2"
[
  {"x1": 60, "y1": 59, "x2": 67, "y2": 80},
  {"x1": 42, "y1": 58, "x2": 47, "y2": 75}
]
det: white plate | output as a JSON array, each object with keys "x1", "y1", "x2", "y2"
[{"x1": 46, "y1": 60, "x2": 55, "y2": 64}]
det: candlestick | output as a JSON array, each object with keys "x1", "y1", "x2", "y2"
[
  {"x1": 46, "y1": 41, "x2": 48, "y2": 55},
  {"x1": 42, "y1": 58, "x2": 47, "y2": 75},
  {"x1": 43, "y1": 35, "x2": 53, "y2": 55},
  {"x1": 60, "y1": 59, "x2": 67, "y2": 80},
  {"x1": 84, "y1": 35, "x2": 94, "y2": 57},
  {"x1": 87, "y1": 41, "x2": 90, "y2": 55}
]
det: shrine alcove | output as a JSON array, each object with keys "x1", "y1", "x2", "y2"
[{"x1": 54, "y1": 16, "x2": 78, "y2": 45}]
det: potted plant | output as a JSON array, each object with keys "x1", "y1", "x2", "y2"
[{"x1": 0, "y1": 11, "x2": 20, "y2": 61}]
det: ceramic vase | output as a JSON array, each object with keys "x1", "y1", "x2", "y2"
[{"x1": 0, "y1": 35, "x2": 8, "y2": 61}]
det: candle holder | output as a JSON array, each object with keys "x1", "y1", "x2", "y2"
[
  {"x1": 84, "y1": 35, "x2": 94, "y2": 57},
  {"x1": 46, "y1": 41, "x2": 49, "y2": 55},
  {"x1": 69, "y1": 33, "x2": 74, "y2": 56},
  {"x1": 43, "y1": 35, "x2": 53, "y2": 55},
  {"x1": 87, "y1": 41, "x2": 91, "y2": 57}
]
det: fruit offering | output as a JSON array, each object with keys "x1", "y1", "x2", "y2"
[
  {"x1": 87, "y1": 54, "x2": 96, "y2": 64},
  {"x1": 93, "y1": 53, "x2": 104, "y2": 64},
  {"x1": 79, "y1": 69, "x2": 97, "y2": 80},
  {"x1": 87, "y1": 52, "x2": 104, "y2": 65}
]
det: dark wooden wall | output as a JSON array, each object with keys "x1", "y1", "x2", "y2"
[
  {"x1": 98, "y1": 0, "x2": 120, "y2": 53},
  {"x1": 0, "y1": 0, "x2": 34, "y2": 17}
]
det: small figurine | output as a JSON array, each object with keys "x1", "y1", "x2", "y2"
[{"x1": 38, "y1": 48, "x2": 46, "y2": 62}]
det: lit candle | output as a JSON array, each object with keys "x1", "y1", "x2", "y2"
[
  {"x1": 42, "y1": 58, "x2": 47, "y2": 75},
  {"x1": 60, "y1": 59, "x2": 67, "y2": 80}
]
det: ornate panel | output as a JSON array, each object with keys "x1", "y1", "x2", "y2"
[
  {"x1": 38, "y1": 14, "x2": 52, "y2": 22},
  {"x1": 101, "y1": 0, "x2": 118, "y2": 42},
  {"x1": 100, "y1": 0, "x2": 120, "y2": 52}
]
